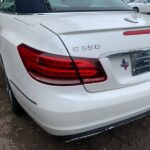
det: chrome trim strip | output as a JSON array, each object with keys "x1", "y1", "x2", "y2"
[{"x1": 9, "y1": 80, "x2": 37, "y2": 105}]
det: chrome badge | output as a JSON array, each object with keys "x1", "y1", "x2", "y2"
[{"x1": 73, "y1": 44, "x2": 101, "y2": 52}]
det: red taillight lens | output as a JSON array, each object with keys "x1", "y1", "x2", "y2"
[
  {"x1": 18, "y1": 44, "x2": 107, "y2": 86},
  {"x1": 74, "y1": 58, "x2": 107, "y2": 84}
]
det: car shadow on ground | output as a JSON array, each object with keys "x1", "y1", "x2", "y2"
[{"x1": 0, "y1": 68, "x2": 150, "y2": 150}]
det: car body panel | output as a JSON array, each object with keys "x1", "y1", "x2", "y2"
[
  {"x1": 10, "y1": 71, "x2": 150, "y2": 136},
  {"x1": 14, "y1": 12, "x2": 150, "y2": 34},
  {"x1": 13, "y1": 12, "x2": 150, "y2": 92},
  {"x1": 1, "y1": 9, "x2": 150, "y2": 138}
]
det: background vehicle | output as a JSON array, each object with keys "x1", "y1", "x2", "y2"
[{"x1": 126, "y1": 0, "x2": 150, "y2": 13}]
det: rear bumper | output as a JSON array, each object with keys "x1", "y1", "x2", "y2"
[
  {"x1": 57, "y1": 110, "x2": 150, "y2": 142},
  {"x1": 10, "y1": 78, "x2": 150, "y2": 140}
]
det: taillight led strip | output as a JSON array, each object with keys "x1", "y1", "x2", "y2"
[
  {"x1": 123, "y1": 29, "x2": 150, "y2": 36},
  {"x1": 18, "y1": 44, "x2": 107, "y2": 86}
]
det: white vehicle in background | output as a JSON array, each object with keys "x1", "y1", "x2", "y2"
[
  {"x1": 127, "y1": 0, "x2": 150, "y2": 13},
  {"x1": 123, "y1": 0, "x2": 135, "y2": 3}
]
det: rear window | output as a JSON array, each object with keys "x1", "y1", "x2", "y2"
[{"x1": 46, "y1": 0, "x2": 132, "y2": 12}]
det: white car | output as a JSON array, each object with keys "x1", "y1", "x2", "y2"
[
  {"x1": 1, "y1": 0, "x2": 150, "y2": 142},
  {"x1": 127, "y1": 0, "x2": 150, "y2": 13}
]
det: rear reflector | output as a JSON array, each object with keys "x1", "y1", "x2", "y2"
[
  {"x1": 123, "y1": 29, "x2": 150, "y2": 36},
  {"x1": 18, "y1": 44, "x2": 107, "y2": 86}
]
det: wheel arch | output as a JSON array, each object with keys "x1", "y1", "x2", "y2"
[{"x1": 133, "y1": 7, "x2": 139, "y2": 12}]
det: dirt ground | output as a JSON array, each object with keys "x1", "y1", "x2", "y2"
[{"x1": 1, "y1": 70, "x2": 150, "y2": 150}]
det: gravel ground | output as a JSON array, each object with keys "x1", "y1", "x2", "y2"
[{"x1": 1, "y1": 69, "x2": 150, "y2": 150}]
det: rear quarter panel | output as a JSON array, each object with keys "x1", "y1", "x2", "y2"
[
  {"x1": 0, "y1": 13, "x2": 70, "y2": 83},
  {"x1": 0, "y1": 13, "x2": 74, "y2": 109}
]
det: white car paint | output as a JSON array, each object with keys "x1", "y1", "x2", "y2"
[
  {"x1": 127, "y1": 0, "x2": 150, "y2": 13},
  {"x1": 1, "y1": 9, "x2": 150, "y2": 140}
]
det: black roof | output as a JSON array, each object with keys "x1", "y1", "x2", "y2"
[{"x1": 15, "y1": 0, "x2": 47, "y2": 13}]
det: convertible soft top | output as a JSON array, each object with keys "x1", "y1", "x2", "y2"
[{"x1": 15, "y1": 0, "x2": 47, "y2": 13}]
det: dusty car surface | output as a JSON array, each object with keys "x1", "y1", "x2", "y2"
[{"x1": 1, "y1": 0, "x2": 150, "y2": 142}]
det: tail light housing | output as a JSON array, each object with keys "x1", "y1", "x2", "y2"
[{"x1": 18, "y1": 44, "x2": 107, "y2": 86}]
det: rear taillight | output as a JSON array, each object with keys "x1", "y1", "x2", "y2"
[{"x1": 18, "y1": 44, "x2": 107, "y2": 86}]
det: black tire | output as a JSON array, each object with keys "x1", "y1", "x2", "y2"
[
  {"x1": 133, "y1": 7, "x2": 139, "y2": 13},
  {"x1": 0, "y1": 56, "x2": 24, "y2": 115}
]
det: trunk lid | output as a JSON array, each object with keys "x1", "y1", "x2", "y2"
[{"x1": 15, "y1": 12, "x2": 150, "y2": 92}]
